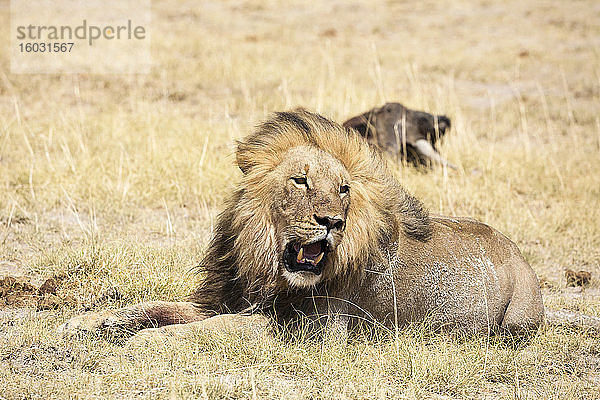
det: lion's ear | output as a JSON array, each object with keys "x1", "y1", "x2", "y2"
[
  {"x1": 238, "y1": 163, "x2": 250, "y2": 174},
  {"x1": 236, "y1": 141, "x2": 252, "y2": 174}
]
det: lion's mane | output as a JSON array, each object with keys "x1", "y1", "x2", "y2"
[{"x1": 191, "y1": 109, "x2": 431, "y2": 317}]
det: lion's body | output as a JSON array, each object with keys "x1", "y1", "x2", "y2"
[
  {"x1": 59, "y1": 109, "x2": 544, "y2": 340},
  {"x1": 350, "y1": 216, "x2": 543, "y2": 334}
]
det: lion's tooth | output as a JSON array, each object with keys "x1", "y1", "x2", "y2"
[
  {"x1": 297, "y1": 247, "x2": 304, "y2": 263},
  {"x1": 314, "y1": 252, "x2": 324, "y2": 264}
]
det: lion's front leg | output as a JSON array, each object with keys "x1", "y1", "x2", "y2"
[
  {"x1": 311, "y1": 295, "x2": 350, "y2": 343},
  {"x1": 57, "y1": 301, "x2": 209, "y2": 338},
  {"x1": 127, "y1": 314, "x2": 272, "y2": 345}
]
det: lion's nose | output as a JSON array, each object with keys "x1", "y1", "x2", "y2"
[{"x1": 314, "y1": 214, "x2": 345, "y2": 231}]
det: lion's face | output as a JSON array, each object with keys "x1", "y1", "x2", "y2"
[
  {"x1": 234, "y1": 110, "x2": 401, "y2": 296},
  {"x1": 268, "y1": 145, "x2": 351, "y2": 288}
]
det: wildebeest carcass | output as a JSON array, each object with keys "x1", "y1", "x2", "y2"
[{"x1": 343, "y1": 102, "x2": 456, "y2": 170}]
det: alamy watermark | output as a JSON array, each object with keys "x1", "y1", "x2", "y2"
[{"x1": 11, "y1": 0, "x2": 151, "y2": 74}]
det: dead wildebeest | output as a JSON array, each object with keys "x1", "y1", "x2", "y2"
[{"x1": 343, "y1": 102, "x2": 456, "y2": 170}]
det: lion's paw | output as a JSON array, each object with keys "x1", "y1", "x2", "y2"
[{"x1": 57, "y1": 311, "x2": 124, "y2": 338}]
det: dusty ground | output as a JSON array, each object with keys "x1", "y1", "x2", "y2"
[{"x1": 1, "y1": 0, "x2": 599, "y2": 398}]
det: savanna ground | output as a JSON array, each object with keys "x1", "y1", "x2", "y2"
[{"x1": 1, "y1": 0, "x2": 599, "y2": 398}]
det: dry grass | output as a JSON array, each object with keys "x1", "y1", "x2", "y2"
[{"x1": 1, "y1": 0, "x2": 599, "y2": 398}]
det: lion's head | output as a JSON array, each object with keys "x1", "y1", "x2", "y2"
[
  {"x1": 195, "y1": 109, "x2": 431, "y2": 310},
  {"x1": 247, "y1": 143, "x2": 352, "y2": 288}
]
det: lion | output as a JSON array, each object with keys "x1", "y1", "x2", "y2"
[{"x1": 58, "y1": 109, "x2": 545, "y2": 341}]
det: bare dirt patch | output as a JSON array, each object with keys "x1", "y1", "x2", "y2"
[{"x1": 0, "y1": 275, "x2": 69, "y2": 310}]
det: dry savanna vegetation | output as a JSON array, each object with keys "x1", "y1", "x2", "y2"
[{"x1": 1, "y1": 0, "x2": 599, "y2": 398}]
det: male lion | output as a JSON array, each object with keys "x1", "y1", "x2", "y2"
[{"x1": 59, "y1": 109, "x2": 544, "y2": 341}]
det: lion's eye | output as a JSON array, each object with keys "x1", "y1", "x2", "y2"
[
  {"x1": 291, "y1": 177, "x2": 308, "y2": 187},
  {"x1": 340, "y1": 184, "x2": 350, "y2": 195}
]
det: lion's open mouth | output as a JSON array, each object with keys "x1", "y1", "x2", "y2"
[{"x1": 283, "y1": 240, "x2": 328, "y2": 275}]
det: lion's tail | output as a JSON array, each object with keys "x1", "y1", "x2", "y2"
[{"x1": 545, "y1": 309, "x2": 600, "y2": 330}]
